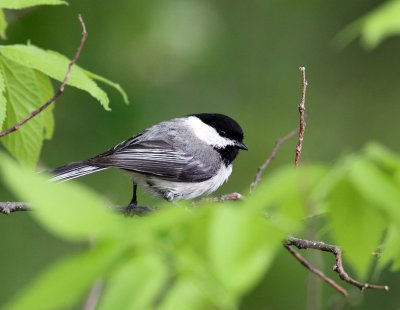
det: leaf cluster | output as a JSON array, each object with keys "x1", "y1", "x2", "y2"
[
  {"x1": 2, "y1": 142, "x2": 400, "y2": 308},
  {"x1": 0, "y1": 1, "x2": 127, "y2": 167}
]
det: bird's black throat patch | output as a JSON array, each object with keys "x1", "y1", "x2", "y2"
[{"x1": 215, "y1": 145, "x2": 239, "y2": 166}]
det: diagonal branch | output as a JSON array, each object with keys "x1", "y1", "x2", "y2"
[
  {"x1": 250, "y1": 127, "x2": 298, "y2": 193},
  {"x1": 285, "y1": 237, "x2": 389, "y2": 295},
  {"x1": 281, "y1": 66, "x2": 389, "y2": 295},
  {"x1": 0, "y1": 14, "x2": 87, "y2": 138},
  {"x1": 0, "y1": 202, "x2": 30, "y2": 214}
]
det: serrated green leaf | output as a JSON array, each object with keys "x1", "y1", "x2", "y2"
[
  {"x1": 249, "y1": 165, "x2": 328, "y2": 218},
  {"x1": 348, "y1": 157, "x2": 400, "y2": 223},
  {"x1": 98, "y1": 254, "x2": 167, "y2": 310},
  {"x1": 0, "y1": 63, "x2": 6, "y2": 129},
  {"x1": 207, "y1": 205, "x2": 286, "y2": 297},
  {"x1": 158, "y1": 276, "x2": 211, "y2": 310},
  {"x1": 0, "y1": 0, "x2": 67, "y2": 9},
  {"x1": 378, "y1": 224, "x2": 400, "y2": 271},
  {"x1": 0, "y1": 57, "x2": 48, "y2": 167},
  {"x1": 0, "y1": 10, "x2": 6, "y2": 39},
  {"x1": 364, "y1": 142, "x2": 400, "y2": 171},
  {"x1": 34, "y1": 70, "x2": 55, "y2": 139},
  {"x1": 334, "y1": 0, "x2": 400, "y2": 49},
  {"x1": 328, "y1": 178, "x2": 387, "y2": 278},
  {"x1": 84, "y1": 69, "x2": 129, "y2": 104},
  {"x1": 4, "y1": 242, "x2": 123, "y2": 310},
  {"x1": 0, "y1": 153, "x2": 126, "y2": 241},
  {"x1": 0, "y1": 44, "x2": 111, "y2": 110}
]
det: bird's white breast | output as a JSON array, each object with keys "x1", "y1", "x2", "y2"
[{"x1": 130, "y1": 164, "x2": 233, "y2": 201}]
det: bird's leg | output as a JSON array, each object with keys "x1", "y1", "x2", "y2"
[
  {"x1": 125, "y1": 183, "x2": 153, "y2": 216},
  {"x1": 129, "y1": 184, "x2": 138, "y2": 206}
]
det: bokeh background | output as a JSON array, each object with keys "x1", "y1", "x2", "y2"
[{"x1": 1, "y1": 0, "x2": 400, "y2": 309}]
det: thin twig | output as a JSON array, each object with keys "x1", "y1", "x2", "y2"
[
  {"x1": 285, "y1": 237, "x2": 389, "y2": 295},
  {"x1": 284, "y1": 242, "x2": 348, "y2": 296},
  {"x1": 194, "y1": 192, "x2": 244, "y2": 206},
  {"x1": 1, "y1": 201, "x2": 152, "y2": 216},
  {"x1": 294, "y1": 66, "x2": 307, "y2": 168},
  {"x1": 284, "y1": 67, "x2": 388, "y2": 295},
  {"x1": 83, "y1": 279, "x2": 103, "y2": 310},
  {"x1": 0, "y1": 14, "x2": 87, "y2": 138},
  {"x1": 250, "y1": 128, "x2": 298, "y2": 193},
  {"x1": 1, "y1": 193, "x2": 243, "y2": 215},
  {"x1": 0, "y1": 202, "x2": 31, "y2": 214}
]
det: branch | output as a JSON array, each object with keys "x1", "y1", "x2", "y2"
[
  {"x1": 250, "y1": 128, "x2": 298, "y2": 193},
  {"x1": 294, "y1": 66, "x2": 307, "y2": 168},
  {"x1": 0, "y1": 14, "x2": 87, "y2": 138},
  {"x1": 83, "y1": 279, "x2": 104, "y2": 310},
  {"x1": 0, "y1": 202, "x2": 31, "y2": 214},
  {"x1": 1, "y1": 192, "x2": 243, "y2": 215},
  {"x1": 279, "y1": 66, "x2": 389, "y2": 295},
  {"x1": 285, "y1": 237, "x2": 389, "y2": 295}
]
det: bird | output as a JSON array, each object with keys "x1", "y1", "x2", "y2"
[{"x1": 51, "y1": 113, "x2": 247, "y2": 212}]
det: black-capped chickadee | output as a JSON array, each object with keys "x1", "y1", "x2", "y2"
[{"x1": 51, "y1": 113, "x2": 247, "y2": 211}]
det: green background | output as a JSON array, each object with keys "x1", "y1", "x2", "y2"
[{"x1": 1, "y1": 0, "x2": 400, "y2": 309}]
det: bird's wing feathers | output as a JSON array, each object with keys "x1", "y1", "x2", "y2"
[{"x1": 89, "y1": 139, "x2": 217, "y2": 182}]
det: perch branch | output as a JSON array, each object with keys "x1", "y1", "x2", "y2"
[
  {"x1": 294, "y1": 66, "x2": 307, "y2": 168},
  {"x1": 0, "y1": 202, "x2": 30, "y2": 214},
  {"x1": 0, "y1": 14, "x2": 87, "y2": 138},
  {"x1": 83, "y1": 279, "x2": 104, "y2": 310},
  {"x1": 285, "y1": 237, "x2": 389, "y2": 295}
]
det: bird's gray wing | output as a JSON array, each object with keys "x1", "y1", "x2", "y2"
[{"x1": 89, "y1": 139, "x2": 218, "y2": 182}]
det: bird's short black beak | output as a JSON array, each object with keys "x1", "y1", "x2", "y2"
[{"x1": 235, "y1": 141, "x2": 248, "y2": 150}]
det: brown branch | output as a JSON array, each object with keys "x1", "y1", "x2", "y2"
[
  {"x1": 83, "y1": 279, "x2": 104, "y2": 310},
  {"x1": 285, "y1": 237, "x2": 389, "y2": 295},
  {"x1": 294, "y1": 66, "x2": 307, "y2": 168},
  {"x1": 0, "y1": 14, "x2": 87, "y2": 138},
  {"x1": 250, "y1": 128, "x2": 298, "y2": 193},
  {"x1": 0, "y1": 201, "x2": 152, "y2": 216},
  {"x1": 0, "y1": 202, "x2": 31, "y2": 214},
  {"x1": 284, "y1": 242, "x2": 348, "y2": 296},
  {"x1": 281, "y1": 67, "x2": 389, "y2": 295}
]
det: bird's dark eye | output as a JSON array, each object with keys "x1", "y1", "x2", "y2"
[{"x1": 219, "y1": 130, "x2": 227, "y2": 137}]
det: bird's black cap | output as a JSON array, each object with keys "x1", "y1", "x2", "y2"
[{"x1": 191, "y1": 113, "x2": 245, "y2": 145}]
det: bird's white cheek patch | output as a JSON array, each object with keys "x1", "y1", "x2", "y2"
[{"x1": 185, "y1": 116, "x2": 234, "y2": 148}]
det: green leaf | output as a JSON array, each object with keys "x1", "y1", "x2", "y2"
[
  {"x1": 334, "y1": 0, "x2": 400, "y2": 49},
  {"x1": 328, "y1": 178, "x2": 387, "y2": 278},
  {"x1": 0, "y1": 9, "x2": 6, "y2": 39},
  {"x1": 379, "y1": 224, "x2": 400, "y2": 271},
  {"x1": 250, "y1": 165, "x2": 328, "y2": 218},
  {"x1": 4, "y1": 242, "x2": 123, "y2": 310},
  {"x1": 0, "y1": 57, "x2": 50, "y2": 167},
  {"x1": 364, "y1": 142, "x2": 400, "y2": 171},
  {"x1": 0, "y1": 153, "x2": 126, "y2": 241},
  {"x1": 158, "y1": 276, "x2": 212, "y2": 310},
  {"x1": 84, "y1": 69, "x2": 129, "y2": 104},
  {"x1": 34, "y1": 70, "x2": 55, "y2": 139},
  {"x1": 348, "y1": 157, "x2": 400, "y2": 223},
  {"x1": 0, "y1": 44, "x2": 111, "y2": 111},
  {"x1": 0, "y1": 0, "x2": 67, "y2": 9},
  {"x1": 0, "y1": 62, "x2": 5, "y2": 129},
  {"x1": 98, "y1": 254, "x2": 168, "y2": 310},
  {"x1": 207, "y1": 205, "x2": 287, "y2": 297}
]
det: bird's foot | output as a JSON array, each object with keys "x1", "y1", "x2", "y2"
[{"x1": 124, "y1": 203, "x2": 153, "y2": 217}]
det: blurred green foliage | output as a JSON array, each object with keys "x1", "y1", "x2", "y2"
[
  {"x1": 1, "y1": 0, "x2": 400, "y2": 309},
  {"x1": 2, "y1": 143, "x2": 400, "y2": 309}
]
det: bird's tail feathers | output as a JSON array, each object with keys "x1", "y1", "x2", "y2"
[{"x1": 51, "y1": 162, "x2": 107, "y2": 182}]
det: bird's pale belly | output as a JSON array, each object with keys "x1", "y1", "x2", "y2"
[{"x1": 130, "y1": 164, "x2": 232, "y2": 201}]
